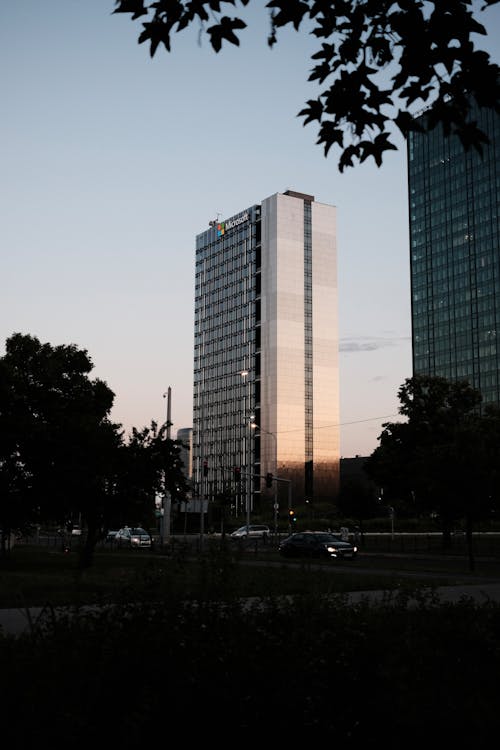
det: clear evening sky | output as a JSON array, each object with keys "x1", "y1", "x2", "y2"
[{"x1": 2, "y1": 1, "x2": 500, "y2": 457}]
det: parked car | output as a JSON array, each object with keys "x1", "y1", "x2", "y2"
[
  {"x1": 71, "y1": 525, "x2": 82, "y2": 537},
  {"x1": 279, "y1": 531, "x2": 357, "y2": 560},
  {"x1": 230, "y1": 524, "x2": 270, "y2": 539},
  {"x1": 105, "y1": 530, "x2": 119, "y2": 543},
  {"x1": 114, "y1": 527, "x2": 152, "y2": 548}
]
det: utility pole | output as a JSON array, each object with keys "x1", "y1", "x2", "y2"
[
  {"x1": 240, "y1": 370, "x2": 251, "y2": 528},
  {"x1": 162, "y1": 387, "x2": 172, "y2": 548}
]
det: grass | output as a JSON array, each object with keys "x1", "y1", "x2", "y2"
[
  {"x1": 3, "y1": 539, "x2": 500, "y2": 743},
  {"x1": 2, "y1": 536, "x2": 500, "y2": 608}
]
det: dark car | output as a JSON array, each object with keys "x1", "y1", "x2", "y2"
[{"x1": 279, "y1": 531, "x2": 357, "y2": 560}]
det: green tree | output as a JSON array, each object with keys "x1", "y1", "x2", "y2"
[
  {"x1": 113, "y1": 0, "x2": 500, "y2": 170},
  {"x1": 364, "y1": 374, "x2": 500, "y2": 569}
]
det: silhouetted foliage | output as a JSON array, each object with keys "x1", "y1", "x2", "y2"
[
  {"x1": 2, "y1": 587, "x2": 500, "y2": 743},
  {"x1": 337, "y1": 466, "x2": 379, "y2": 530},
  {"x1": 110, "y1": 420, "x2": 190, "y2": 529},
  {"x1": 0, "y1": 334, "x2": 189, "y2": 565},
  {"x1": 0, "y1": 334, "x2": 120, "y2": 539},
  {"x1": 113, "y1": 0, "x2": 500, "y2": 170},
  {"x1": 365, "y1": 375, "x2": 500, "y2": 568}
]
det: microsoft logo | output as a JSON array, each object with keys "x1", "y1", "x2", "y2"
[{"x1": 209, "y1": 212, "x2": 248, "y2": 236}]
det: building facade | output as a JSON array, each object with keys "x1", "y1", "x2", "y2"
[
  {"x1": 176, "y1": 427, "x2": 193, "y2": 483},
  {"x1": 408, "y1": 104, "x2": 500, "y2": 406},
  {"x1": 192, "y1": 190, "x2": 339, "y2": 520}
]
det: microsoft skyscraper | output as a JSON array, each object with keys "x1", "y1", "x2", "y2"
[
  {"x1": 408, "y1": 103, "x2": 500, "y2": 405},
  {"x1": 192, "y1": 190, "x2": 339, "y2": 518}
]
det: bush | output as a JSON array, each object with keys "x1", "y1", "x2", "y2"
[{"x1": 2, "y1": 590, "x2": 500, "y2": 745}]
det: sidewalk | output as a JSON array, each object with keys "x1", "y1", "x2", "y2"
[{"x1": 3, "y1": 582, "x2": 500, "y2": 636}]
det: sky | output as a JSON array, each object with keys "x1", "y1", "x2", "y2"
[{"x1": 2, "y1": 1, "x2": 500, "y2": 458}]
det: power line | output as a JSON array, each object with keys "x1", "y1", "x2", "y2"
[
  {"x1": 274, "y1": 414, "x2": 400, "y2": 435},
  {"x1": 339, "y1": 413, "x2": 400, "y2": 427}
]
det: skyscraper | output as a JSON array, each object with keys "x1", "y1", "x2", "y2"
[
  {"x1": 408, "y1": 103, "x2": 500, "y2": 405},
  {"x1": 192, "y1": 190, "x2": 339, "y2": 521},
  {"x1": 176, "y1": 427, "x2": 193, "y2": 482}
]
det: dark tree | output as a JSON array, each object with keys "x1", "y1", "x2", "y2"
[
  {"x1": 365, "y1": 374, "x2": 500, "y2": 569},
  {"x1": 113, "y1": 0, "x2": 500, "y2": 170},
  {"x1": 0, "y1": 333, "x2": 122, "y2": 559},
  {"x1": 0, "y1": 333, "x2": 189, "y2": 566},
  {"x1": 337, "y1": 474, "x2": 379, "y2": 541},
  {"x1": 110, "y1": 421, "x2": 190, "y2": 530}
]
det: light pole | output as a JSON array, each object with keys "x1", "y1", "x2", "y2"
[
  {"x1": 252, "y1": 424, "x2": 278, "y2": 534},
  {"x1": 199, "y1": 381, "x2": 205, "y2": 548},
  {"x1": 161, "y1": 387, "x2": 172, "y2": 548},
  {"x1": 240, "y1": 370, "x2": 251, "y2": 529}
]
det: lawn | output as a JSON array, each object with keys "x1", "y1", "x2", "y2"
[
  {"x1": 3, "y1": 539, "x2": 500, "y2": 744},
  {"x1": 1, "y1": 536, "x2": 497, "y2": 608}
]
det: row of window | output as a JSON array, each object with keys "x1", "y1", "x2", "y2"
[
  {"x1": 413, "y1": 254, "x2": 498, "y2": 278},
  {"x1": 413, "y1": 287, "x2": 500, "y2": 304}
]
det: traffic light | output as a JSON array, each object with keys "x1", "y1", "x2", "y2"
[
  {"x1": 289, "y1": 509, "x2": 296, "y2": 524},
  {"x1": 265, "y1": 472, "x2": 273, "y2": 488},
  {"x1": 203, "y1": 460, "x2": 208, "y2": 477},
  {"x1": 234, "y1": 466, "x2": 241, "y2": 482}
]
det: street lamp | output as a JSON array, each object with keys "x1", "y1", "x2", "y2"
[
  {"x1": 240, "y1": 370, "x2": 251, "y2": 529},
  {"x1": 251, "y1": 424, "x2": 278, "y2": 535},
  {"x1": 161, "y1": 387, "x2": 172, "y2": 548}
]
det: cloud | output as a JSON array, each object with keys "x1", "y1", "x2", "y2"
[{"x1": 340, "y1": 335, "x2": 410, "y2": 352}]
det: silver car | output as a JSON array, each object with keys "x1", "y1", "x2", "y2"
[
  {"x1": 230, "y1": 524, "x2": 270, "y2": 539},
  {"x1": 115, "y1": 527, "x2": 152, "y2": 548}
]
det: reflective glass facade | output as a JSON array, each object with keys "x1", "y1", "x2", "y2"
[
  {"x1": 408, "y1": 104, "x2": 500, "y2": 405},
  {"x1": 193, "y1": 191, "x2": 339, "y2": 513},
  {"x1": 176, "y1": 427, "x2": 193, "y2": 481}
]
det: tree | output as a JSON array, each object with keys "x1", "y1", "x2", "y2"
[
  {"x1": 337, "y1": 456, "x2": 379, "y2": 538},
  {"x1": 0, "y1": 333, "x2": 122, "y2": 559},
  {"x1": 0, "y1": 333, "x2": 190, "y2": 566},
  {"x1": 337, "y1": 474, "x2": 379, "y2": 541},
  {"x1": 364, "y1": 374, "x2": 500, "y2": 569},
  {"x1": 113, "y1": 0, "x2": 500, "y2": 170},
  {"x1": 110, "y1": 421, "x2": 190, "y2": 531}
]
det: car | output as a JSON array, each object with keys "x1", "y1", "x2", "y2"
[
  {"x1": 230, "y1": 524, "x2": 270, "y2": 539},
  {"x1": 279, "y1": 531, "x2": 357, "y2": 560},
  {"x1": 105, "y1": 530, "x2": 119, "y2": 543},
  {"x1": 114, "y1": 527, "x2": 152, "y2": 548},
  {"x1": 71, "y1": 525, "x2": 82, "y2": 536}
]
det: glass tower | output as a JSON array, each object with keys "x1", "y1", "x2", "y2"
[
  {"x1": 408, "y1": 104, "x2": 500, "y2": 406},
  {"x1": 192, "y1": 190, "x2": 339, "y2": 518},
  {"x1": 176, "y1": 427, "x2": 193, "y2": 482}
]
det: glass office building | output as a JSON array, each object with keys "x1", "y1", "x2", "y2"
[
  {"x1": 176, "y1": 427, "x2": 193, "y2": 482},
  {"x1": 408, "y1": 104, "x2": 500, "y2": 406},
  {"x1": 192, "y1": 190, "x2": 339, "y2": 517}
]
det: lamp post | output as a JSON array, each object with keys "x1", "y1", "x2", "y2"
[
  {"x1": 252, "y1": 424, "x2": 278, "y2": 535},
  {"x1": 161, "y1": 387, "x2": 172, "y2": 548},
  {"x1": 240, "y1": 370, "x2": 251, "y2": 529},
  {"x1": 199, "y1": 381, "x2": 205, "y2": 549}
]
